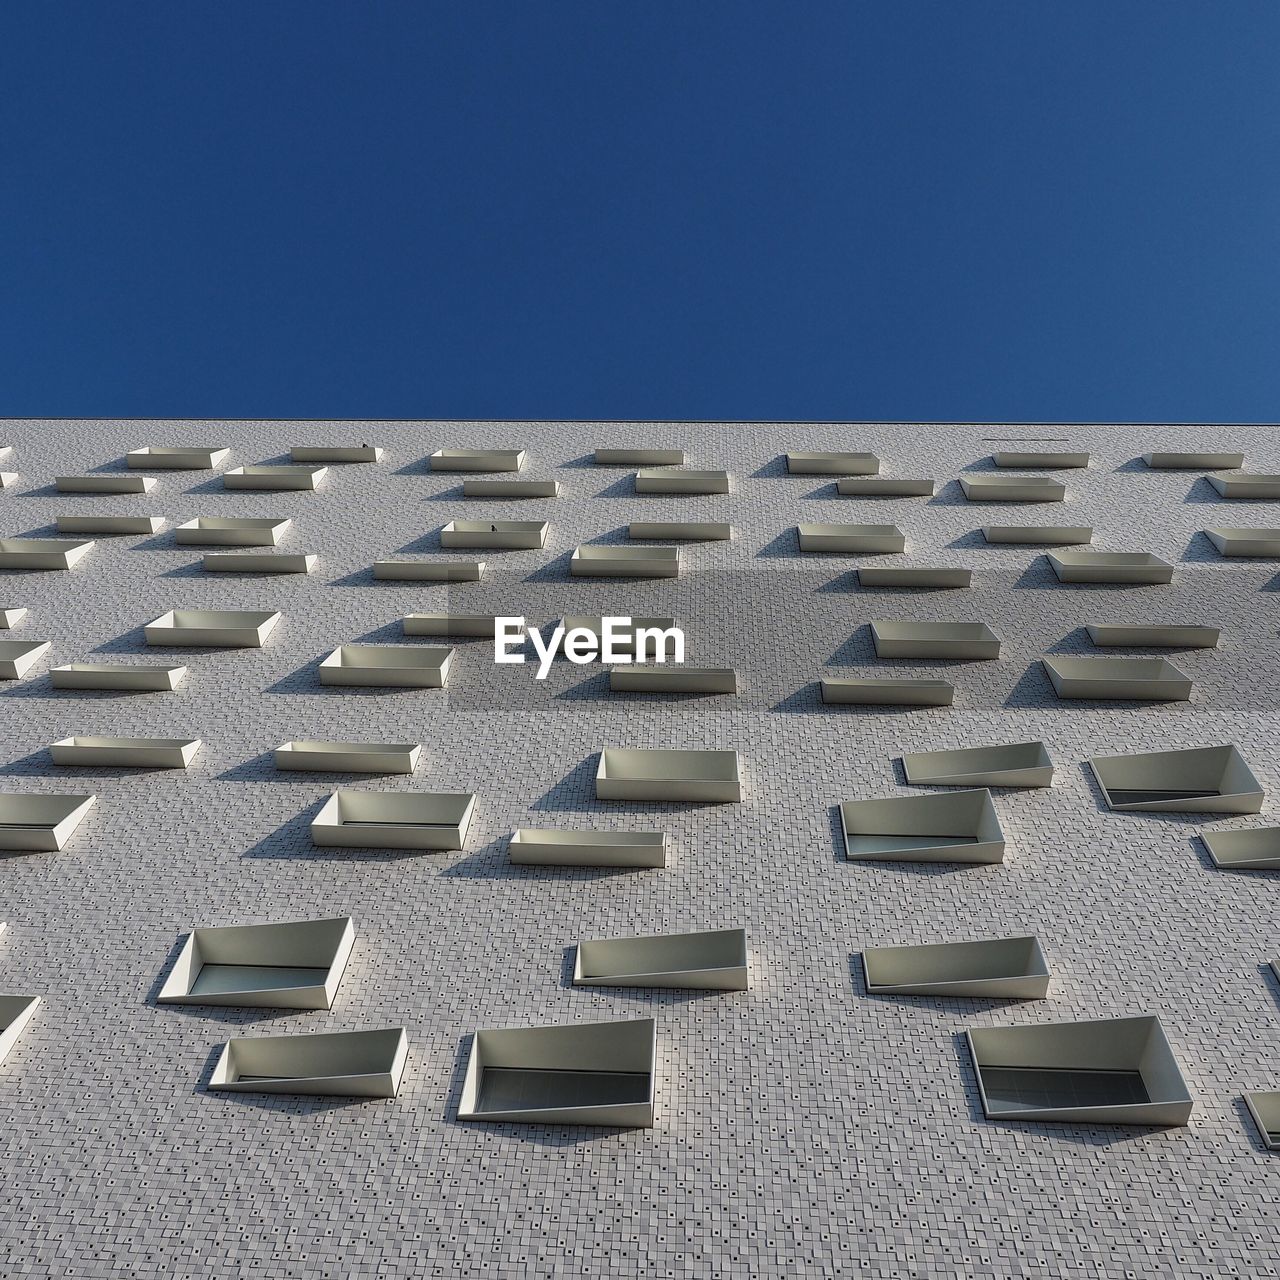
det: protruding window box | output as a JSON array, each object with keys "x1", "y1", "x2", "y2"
[
  {"x1": 145, "y1": 609, "x2": 281, "y2": 648},
  {"x1": 1204, "y1": 527, "x2": 1280, "y2": 557},
  {"x1": 175, "y1": 517, "x2": 289, "y2": 546},
  {"x1": 901, "y1": 741, "x2": 1052, "y2": 788},
  {"x1": 1200, "y1": 827, "x2": 1280, "y2": 871},
  {"x1": 1245, "y1": 1092, "x2": 1280, "y2": 1149},
  {"x1": 982, "y1": 525, "x2": 1093, "y2": 545},
  {"x1": 1143, "y1": 451, "x2": 1244, "y2": 469},
  {"x1": 798, "y1": 523, "x2": 905, "y2": 554},
  {"x1": 402, "y1": 613, "x2": 494, "y2": 638},
  {"x1": 1086, "y1": 624, "x2": 1219, "y2": 648},
  {"x1": 1089, "y1": 744, "x2": 1263, "y2": 813},
  {"x1": 209, "y1": 1027, "x2": 408, "y2": 1098},
  {"x1": 50, "y1": 736, "x2": 201, "y2": 768},
  {"x1": 319, "y1": 644, "x2": 453, "y2": 687},
  {"x1": 634, "y1": 468, "x2": 730, "y2": 494},
  {"x1": 1207, "y1": 472, "x2": 1280, "y2": 499},
  {"x1": 574, "y1": 928, "x2": 748, "y2": 990},
  {"x1": 596, "y1": 748, "x2": 742, "y2": 802},
  {"x1": 158, "y1": 917, "x2": 355, "y2": 1009},
  {"x1": 311, "y1": 789, "x2": 476, "y2": 850},
  {"x1": 0, "y1": 640, "x2": 51, "y2": 679},
  {"x1": 291, "y1": 445, "x2": 382, "y2": 463},
  {"x1": 992, "y1": 451, "x2": 1089, "y2": 468},
  {"x1": 127, "y1": 446, "x2": 229, "y2": 470},
  {"x1": 870, "y1": 619, "x2": 1001, "y2": 660},
  {"x1": 966, "y1": 1016, "x2": 1193, "y2": 1126},
  {"x1": 863, "y1": 936, "x2": 1050, "y2": 999},
  {"x1": 571, "y1": 546, "x2": 680, "y2": 578},
  {"x1": 610, "y1": 666, "x2": 737, "y2": 694},
  {"x1": 440, "y1": 520, "x2": 548, "y2": 549},
  {"x1": 629, "y1": 521, "x2": 731, "y2": 541},
  {"x1": 275, "y1": 741, "x2": 420, "y2": 774},
  {"x1": 54, "y1": 515, "x2": 162, "y2": 536},
  {"x1": 56, "y1": 475, "x2": 155, "y2": 494},
  {"x1": 222, "y1": 465, "x2": 326, "y2": 491},
  {"x1": 508, "y1": 827, "x2": 666, "y2": 868},
  {"x1": 462, "y1": 479, "x2": 559, "y2": 498},
  {"x1": 786, "y1": 452, "x2": 880, "y2": 475},
  {"x1": 0, "y1": 538, "x2": 94, "y2": 570},
  {"x1": 0, "y1": 995, "x2": 40, "y2": 1065},
  {"x1": 458, "y1": 1018, "x2": 656, "y2": 1127},
  {"x1": 821, "y1": 677, "x2": 954, "y2": 706},
  {"x1": 960, "y1": 476, "x2": 1066, "y2": 502},
  {"x1": 857, "y1": 566, "x2": 971, "y2": 588},
  {"x1": 1047, "y1": 550, "x2": 1174, "y2": 584},
  {"x1": 373, "y1": 559, "x2": 485, "y2": 581},
  {"x1": 560, "y1": 617, "x2": 677, "y2": 659},
  {"x1": 841, "y1": 788, "x2": 1005, "y2": 864},
  {"x1": 0, "y1": 608, "x2": 27, "y2": 628},
  {"x1": 595, "y1": 448, "x2": 684, "y2": 466},
  {"x1": 429, "y1": 448, "x2": 525, "y2": 472},
  {"x1": 1041, "y1": 655, "x2": 1193, "y2": 701},
  {"x1": 50, "y1": 663, "x2": 186, "y2": 691},
  {"x1": 836, "y1": 476, "x2": 935, "y2": 497},
  {"x1": 202, "y1": 552, "x2": 316, "y2": 573},
  {"x1": 0, "y1": 793, "x2": 96, "y2": 851}
]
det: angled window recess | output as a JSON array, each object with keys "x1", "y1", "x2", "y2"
[
  {"x1": 992, "y1": 450, "x2": 1089, "y2": 468},
  {"x1": 901, "y1": 741, "x2": 1052, "y2": 788},
  {"x1": 429, "y1": 448, "x2": 525, "y2": 472},
  {"x1": 1047, "y1": 550, "x2": 1174, "y2": 584},
  {"x1": 508, "y1": 827, "x2": 666, "y2": 868},
  {"x1": 561, "y1": 616, "x2": 676, "y2": 658},
  {"x1": 1086, "y1": 624, "x2": 1219, "y2": 649},
  {"x1": 966, "y1": 1015, "x2": 1193, "y2": 1126},
  {"x1": 55, "y1": 474, "x2": 155, "y2": 494},
  {"x1": 841, "y1": 788, "x2": 1005, "y2": 864},
  {"x1": 209, "y1": 1027, "x2": 408, "y2": 1098},
  {"x1": 291, "y1": 445, "x2": 382, "y2": 463},
  {"x1": 960, "y1": 475, "x2": 1066, "y2": 502},
  {"x1": 629, "y1": 521, "x2": 731, "y2": 541},
  {"x1": 571, "y1": 546, "x2": 680, "y2": 578},
  {"x1": 373, "y1": 559, "x2": 486, "y2": 581},
  {"x1": 0, "y1": 793, "x2": 96, "y2": 851},
  {"x1": 634, "y1": 468, "x2": 730, "y2": 495},
  {"x1": 596, "y1": 748, "x2": 742, "y2": 802},
  {"x1": 158, "y1": 916, "x2": 355, "y2": 1009},
  {"x1": 145, "y1": 609, "x2": 280, "y2": 648},
  {"x1": 1245, "y1": 1092, "x2": 1280, "y2": 1150},
  {"x1": 440, "y1": 520, "x2": 548, "y2": 550},
  {"x1": 1205, "y1": 527, "x2": 1280, "y2": 558},
  {"x1": 1143, "y1": 451, "x2": 1244, "y2": 469},
  {"x1": 797, "y1": 523, "x2": 905, "y2": 554},
  {"x1": 275, "y1": 741, "x2": 420, "y2": 773},
  {"x1": 870, "y1": 619, "x2": 1000, "y2": 660},
  {"x1": 836, "y1": 476, "x2": 936, "y2": 497},
  {"x1": 1199, "y1": 827, "x2": 1280, "y2": 871},
  {"x1": 403, "y1": 612, "x2": 495, "y2": 638},
  {"x1": 0, "y1": 994, "x2": 40, "y2": 1065},
  {"x1": 0, "y1": 538, "x2": 94, "y2": 570},
  {"x1": 222, "y1": 465, "x2": 326, "y2": 491},
  {"x1": 610, "y1": 666, "x2": 737, "y2": 695},
  {"x1": 857, "y1": 566, "x2": 971, "y2": 589},
  {"x1": 50, "y1": 736, "x2": 201, "y2": 768},
  {"x1": 1, "y1": 608, "x2": 28, "y2": 628},
  {"x1": 202, "y1": 552, "x2": 315, "y2": 573},
  {"x1": 595, "y1": 447, "x2": 684, "y2": 466},
  {"x1": 862, "y1": 936, "x2": 1050, "y2": 999},
  {"x1": 0, "y1": 472, "x2": 17, "y2": 488},
  {"x1": 127, "y1": 446, "x2": 229, "y2": 470},
  {"x1": 462, "y1": 478, "x2": 560, "y2": 499},
  {"x1": 821, "y1": 676, "x2": 954, "y2": 707},
  {"x1": 55, "y1": 515, "x2": 163, "y2": 535},
  {"x1": 786, "y1": 452, "x2": 880, "y2": 476},
  {"x1": 1207, "y1": 471, "x2": 1280, "y2": 499},
  {"x1": 0, "y1": 640, "x2": 51, "y2": 679},
  {"x1": 175, "y1": 517, "x2": 288, "y2": 546},
  {"x1": 311, "y1": 789, "x2": 476, "y2": 850},
  {"x1": 574, "y1": 928, "x2": 748, "y2": 991},
  {"x1": 1089, "y1": 744, "x2": 1263, "y2": 814},
  {"x1": 319, "y1": 644, "x2": 452, "y2": 687},
  {"x1": 50, "y1": 663, "x2": 186, "y2": 691},
  {"x1": 982, "y1": 525, "x2": 1093, "y2": 546},
  {"x1": 458, "y1": 1018, "x2": 656, "y2": 1127},
  {"x1": 1042, "y1": 655, "x2": 1193, "y2": 701}
]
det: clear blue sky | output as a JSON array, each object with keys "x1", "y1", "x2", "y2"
[{"x1": 4, "y1": 2, "x2": 1278, "y2": 421}]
